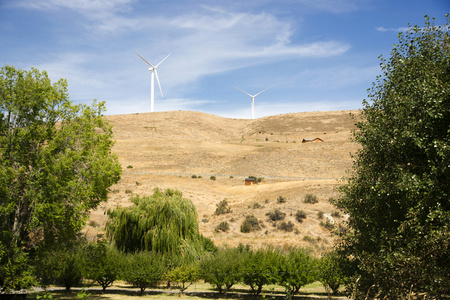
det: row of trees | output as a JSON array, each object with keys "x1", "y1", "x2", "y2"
[{"x1": 32, "y1": 241, "x2": 345, "y2": 296}]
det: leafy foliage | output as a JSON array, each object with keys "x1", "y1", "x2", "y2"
[
  {"x1": 106, "y1": 188, "x2": 216, "y2": 258},
  {"x1": 121, "y1": 251, "x2": 166, "y2": 294},
  {"x1": 166, "y1": 261, "x2": 200, "y2": 294},
  {"x1": 278, "y1": 248, "x2": 318, "y2": 295},
  {"x1": 0, "y1": 65, "x2": 121, "y2": 291},
  {"x1": 318, "y1": 251, "x2": 345, "y2": 295},
  {"x1": 201, "y1": 247, "x2": 244, "y2": 293},
  {"x1": 241, "y1": 248, "x2": 282, "y2": 295},
  {"x1": 337, "y1": 15, "x2": 450, "y2": 298},
  {"x1": 37, "y1": 242, "x2": 84, "y2": 291},
  {"x1": 82, "y1": 240, "x2": 122, "y2": 291}
]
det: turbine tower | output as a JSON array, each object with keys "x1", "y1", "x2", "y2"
[
  {"x1": 232, "y1": 85, "x2": 273, "y2": 120},
  {"x1": 136, "y1": 52, "x2": 171, "y2": 112}
]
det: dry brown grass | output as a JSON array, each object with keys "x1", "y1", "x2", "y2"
[{"x1": 84, "y1": 110, "x2": 360, "y2": 253}]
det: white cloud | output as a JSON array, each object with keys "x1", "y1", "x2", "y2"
[{"x1": 376, "y1": 26, "x2": 411, "y2": 32}]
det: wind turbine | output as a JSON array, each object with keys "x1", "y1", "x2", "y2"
[
  {"x1": 232, "y1": 85, "x2": 273, "y2": 120},
  {"x1": 135, "y1": 52, "x2": 171, "y2": 112}
]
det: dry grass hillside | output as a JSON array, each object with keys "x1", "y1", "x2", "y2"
[{"x1": 85, "y1": 110, "x2": 360, "y2": 254}]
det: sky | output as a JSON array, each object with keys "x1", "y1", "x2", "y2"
[{"x1": 0, "y1": 0, "x2": 448, "y2": 119}]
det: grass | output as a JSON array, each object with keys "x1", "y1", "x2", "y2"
[{"x1": 31, "y1": 281, "x2": 337, "y2": 300}]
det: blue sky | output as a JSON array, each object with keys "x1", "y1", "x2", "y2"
[{"x1": 1, "y1": 0, "x2": 448, "y2": 119}]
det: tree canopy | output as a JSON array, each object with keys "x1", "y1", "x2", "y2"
[
  {"x1": 337, "y1": 15, "x2": 449, "y2": 298},
  {"x1": 106, "y1": 188, "x2": 216, "y2": 258},
  {"x1": 0, "y1": 65, "x2": 121, "y2": 291}
]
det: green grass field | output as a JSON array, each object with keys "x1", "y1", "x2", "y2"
[{"x1": 31, "y1": 281, "x2": 348, "y2": 300}]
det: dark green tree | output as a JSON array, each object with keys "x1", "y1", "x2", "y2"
[
  {"x1": 106, "y1": 188, "x2": 216, "y2": 258},
  {"x1": 82, "y1": 240, "x2": 122, "y2": 291},
  {"x1": 241, "y1": 248, "x2": 282, "y2": 295},
  {"x1": 121, "y1": 251, "x2": 166, "y2": 294},
  {"x1": 318, "y1": 251, "x2": 345, "y2": 296},
  {"x1": 201, "y1": 247, "x2": 243, "y2": 293},
  {"x1": 0, "y1": 65, "x2": 121, "y2": 292},
  {"x1": 278, "y1": 248, "x2": 318, "y2": 295},
  {"x1": 337, "y1": 15, "x2": 450, "y2": 298}
]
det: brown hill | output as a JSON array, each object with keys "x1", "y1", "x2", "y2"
[{"x1": 86, "y1": 110, "x2": 360, "y2": 253}]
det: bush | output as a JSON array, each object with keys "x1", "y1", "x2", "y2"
[
  {"x1": 191, "y1": 174, "x2": 197, "y2": 178},
  {"x1": 201, "y1": 247, "x2": 244, "y2": 293},
  {"x1": 278, "y1": 248, "x2": 319, "y2": 295},
  {"x1": 121, "y1": 251, "x2": 166, "y2": 294},
  {"x1": 278, "y1": 221, "x2": 294, "y2": 232},
  {"x1": 214, "y1": 199, "x2": 232, "y2": 215},
  {"x1": 210, "y1": 176, "x2": 216, "y2": 181},
  {"x1": 295, "y1": 210, "x2": 307, "y2": 223},
  {"x1": 266, "y1": 209, "x2": 286, "y2": 221},
  {"x1": 317, "y1": 211, "x2": 324, "y2": 219},
  {"x1": 277, "y1": 196, "x2": 286, "y2": 203},
  {"x1": 215, "y1": 221, "x2": 230, "y2": 233},
  {"x1": 241, "y1": 248, "x2": 282, "y2": 295},
  {"x1": 320, "y1": 219, "x2": 335, "y2": 231},
  {"x1": 240, "y1": 215, "x2": 261, "y2": 233},
  {"x1": 127, "y1": 165, "x2": 133, "y2": 168},
  {"x1": 252, "y1": 202, "x2": 262, "y2": 209},
  {"x1": 331, "y1": 210, "x2": 341, "y2": 218},
  {"x1": 304, "y1": 194, "x2": 318, "y2": 204},
  {"x1": 166, "y1": 262, "x2": 200, "y2": 294},
  {"x1": 37, "y1": 243, "x2": 84, "y2": 291},
  {"x1": 82, "y1": 241, "x2": 122, "y2": 291}
]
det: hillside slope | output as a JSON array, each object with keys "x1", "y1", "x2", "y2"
[{"x1": 86, "y1": 110, "x2": 360, "y2": 252}]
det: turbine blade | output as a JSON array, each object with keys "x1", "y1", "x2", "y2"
[
  {"x1": 154, "y1": 70, "x2": 163, "y2": 97},
  {"x1": 135, "y1": 52, "x2": 155, "y2": 68},
  {"x1": 231, "y1": 85, "x2": 252, "y2": 97},
  {"x1": 155, "y1": 53, "x2": 171, "y2": 68},
  {"x1": 254, "y1": 85, "x2": 274, "y2": 97}
]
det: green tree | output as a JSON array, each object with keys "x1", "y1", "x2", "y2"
[
  {"x1": 241, "y1": 248, "x2": 282, "y2": 295},
  {"x1": 0, "y1": 65, "x2": 121, "y2": 292},
  {"x1": 278, "y1": 248, "x2": 318, "y2": 295},
  {"x1": 121, "y1": 251, "x2": 166, "y2": 294},
  {"x1": 106, "y1": 189, "x2": 216, "y2": 258},
  {"x1": 318, "y1": 251, "x2": 345, "y2": 296},
  {"x1": 166, "y1": 261, "x2": 200, "y2": 294},
  {"x1": 37, "y1": 241, "x2": 85, "y2": 291},
  {"x1": 336, "y1": 15, "x2": 450, "y2": 298},
  {"x1": 82, "y1": 240, "x2": 122, "y2": 291},
  {"x1": 201, "y1": 247, "x2": 243, "y2": 293}
]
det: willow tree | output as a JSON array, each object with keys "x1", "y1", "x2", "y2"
[
  {"x1": 106, "y1": 188, "x2": 216, "y2": 258},
  {"x1": 0, "y1": 65, "x2": 121, "y2": 292}
]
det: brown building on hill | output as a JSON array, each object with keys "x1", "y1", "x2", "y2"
[
  {"x1": 302, "y1": 138, "x2": 324, "y2": 143},
  {"x1": 245, "y1": 178, "x2": 256, "y2": 185}
]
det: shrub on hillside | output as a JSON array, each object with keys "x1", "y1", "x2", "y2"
[
  {"x1": 295, "y1": 210, "x2": 307, "y2": 223},
  {"x1": 304, "y1": 194, "x2": 318, "y2": 204},
  {"x1": 214, "y1": 199, "x2": 231, "y2": 215},
  {"x1": 215, "y1": 221, "x2": 230, "y2": 233},
  {"x1": 240, "y1": 215, "x2": 261, "y2": 233},
  {"x1": 278, "y1": 221, "x2": 295, "y2": 232},
  {"x1": 277, "y1": 196, "x2": 286, "y2": 203},
  {"x1": 266, "y1": 209, "x2": 286, "y2": 221}
]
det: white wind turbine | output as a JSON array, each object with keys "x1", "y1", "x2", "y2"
[
  {"x1": 232, "y1": 85, "x2": 273, "y2": 120},
  {"x1": 135, "y1": 52, "x2": 171, "y2": 112}
]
